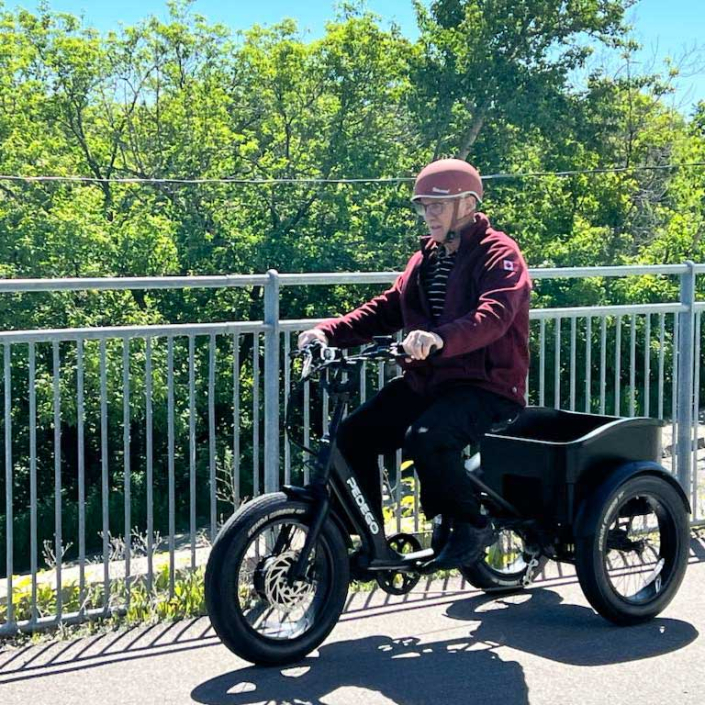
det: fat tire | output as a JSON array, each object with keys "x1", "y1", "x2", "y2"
[
  {"x1": 205, "y1": 492, "x2": 350, "y2": 665},
  {"x1": 575, "y1": 475, "x2": 689, "y2": 626}
]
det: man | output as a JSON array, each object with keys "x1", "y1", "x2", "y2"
[{"x1": 298, "y1": 158, "x2": 531, "y2": 569}]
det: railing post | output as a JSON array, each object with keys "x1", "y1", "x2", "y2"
[
  {"x1": 676, "y1": 261, "x2": 696, "y2": 491},
  {"x1": 264, "y1": 269, "x2": 281, "y2": 492}
]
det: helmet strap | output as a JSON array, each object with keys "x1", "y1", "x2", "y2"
[
  {"x1": 443, "y1": 196, "x2": 479, "y2": 249},
  {"x1": 439, "y1": 200, "x2": 462, "y2": 252}
]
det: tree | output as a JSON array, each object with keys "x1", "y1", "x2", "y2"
[{"x1": 410, "y1": 0, "x2": 629, "y2": 161}]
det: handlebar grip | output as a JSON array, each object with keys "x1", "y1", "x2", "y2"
[{"x1": 394, "y1": 342, "x2": 441, "y2": 359}]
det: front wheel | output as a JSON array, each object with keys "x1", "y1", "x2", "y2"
[
  {"x1": 205, "y1": 493, "x2": 350, "y2": 665},
  {"x1": 575, "y1": 475, "x2": 689, "y2": 625}
]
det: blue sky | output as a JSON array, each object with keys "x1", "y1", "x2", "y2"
[{"x1": 3, "y1": 0, "x2": 704, "y2": 112}]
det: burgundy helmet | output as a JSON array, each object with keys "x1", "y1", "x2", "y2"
[{"x1": 411, "y1": 158, "x2": 483, "y2": 203}]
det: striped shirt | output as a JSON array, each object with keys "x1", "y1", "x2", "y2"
[{"x1": 421, "y1": 247, "x2": 457, "y2": 319}]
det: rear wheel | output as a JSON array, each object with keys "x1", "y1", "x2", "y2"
[
  {"x1": 575, "y1": 475, "x2": 689, "y2": 625},
  {"x1": 205, "y1": 493, "x2": 350, "y2": 665},
  {"x1": 461, "y1": 524, "x2": 546, "y2": 592}
]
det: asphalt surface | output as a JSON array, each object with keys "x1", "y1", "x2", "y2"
[{"x1": 1, "y1": 537, "x2": 704, "y2": 705}]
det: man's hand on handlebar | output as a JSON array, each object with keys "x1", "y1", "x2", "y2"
[
  {"x1": 402, "y1": 330, "x2": 444, "y2": 361},
  {"x1": 289, "y1": 331, "x2": 444, "y2": 381},
  {"x1": 297, "y1": 329, "x2": 329, "y2": 350}
]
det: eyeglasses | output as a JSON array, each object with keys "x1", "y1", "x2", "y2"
[
  {"x1": 412, "y1": 200, "x2": 451, "y2": 216},
  {"x1": 412, "y1": 192, "x2": 481, "y2": 217}
]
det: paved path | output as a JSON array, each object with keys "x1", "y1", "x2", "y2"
[{"x1": 1, "y1": 539, "x2": 704, "y2": 705}]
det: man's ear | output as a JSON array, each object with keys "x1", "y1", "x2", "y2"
[{"x1": 463, "y1": 195, "x2": 476, "y2": 217}]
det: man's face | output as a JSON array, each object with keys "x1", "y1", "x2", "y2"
[{"x1": 418, "y1": 196, "x2": 475, "y2": 243}]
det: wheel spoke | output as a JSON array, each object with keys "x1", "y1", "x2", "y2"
[
  {"x1": 236, "y1": 519, "x2": 332, "y2": 641},
  {"x1": 485, "y1": 528, "x2": 528, "y2": 575},
  {"x1": 603, "y1": 493, "x2": 668, "y2": 604}
]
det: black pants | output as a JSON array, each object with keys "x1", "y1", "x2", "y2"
[{"x1": 336, "y1": 376, "x2": 522, "y2": 526}]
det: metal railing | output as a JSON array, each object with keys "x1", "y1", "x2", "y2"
[{"x1": 0, "y1": 262, "x2": 703, "y2": 636}]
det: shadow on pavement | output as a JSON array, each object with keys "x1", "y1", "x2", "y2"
[
  {"x1": 0, "y1": 618, "x2": 218, "y2": 684},
  {"x1": 192, "y1": 634, "x2": 529, "y2": 705},
  {"x1": 446, "y1": 588, "x2": 699, "y2": 666},
  {"x1": 191, "y1": 588, "x2": 697, "y2": 705}
]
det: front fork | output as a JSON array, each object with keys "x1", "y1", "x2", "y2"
[{"x1": 284, "y1": 482, "x2": 330, "y2": 584}]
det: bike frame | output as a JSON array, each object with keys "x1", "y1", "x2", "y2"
[
  {"x1": 283, "y1": 340, "x2": 538, "y2": 581},
  {"x1": 283, "y1": 360, "x2": 410, "y2": 579}
]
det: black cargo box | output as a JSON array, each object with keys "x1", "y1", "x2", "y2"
[{"x1": 479, "y1": 406, "x2": 664, "y2": 525}]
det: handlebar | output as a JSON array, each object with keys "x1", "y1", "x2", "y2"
[{"x1": 290, "y1": 335, "x2": 439, "y2": 379}]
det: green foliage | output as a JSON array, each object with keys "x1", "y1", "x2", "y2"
[
  {"x1": 0, "y1": 0, "x2": 702, "y2": 311},
  {"x1": 0, "y1": 0, "x2": 704, "y2": 584},
  {"x1": 0, "y1": 563, "x2": 207, "y2": 627}
]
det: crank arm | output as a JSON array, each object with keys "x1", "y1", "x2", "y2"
[{"x1": 368, "y1": 548, "x2": 435, "y2": 573}]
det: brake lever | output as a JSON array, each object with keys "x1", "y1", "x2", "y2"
[
  {"x1": 301, "y1": 349, "x2": 313, "y2": 379},
  {"x1": 295, "y1": 341, "x2": 343, "y2": 379},
  {"x1": 295, "y1": 341, "x2": 323, "y2": 378},
  {"x1": 390, "y1": 342, "x2": 408, "y2": 359},
  {"x1": 357, "y1": 341, "x2": 407, "y2": 362}
]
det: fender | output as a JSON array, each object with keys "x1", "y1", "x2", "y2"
[
  {"x1": 282, "y1": 484, "x2": 354, "y2": 550},
  {"x1": 573, "y1": 461, "x2": 691, "y2": 538}
]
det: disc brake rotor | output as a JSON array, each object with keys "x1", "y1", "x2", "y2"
[{"x1": 255, "y1": 552, "x2": 315, "y2": 610}]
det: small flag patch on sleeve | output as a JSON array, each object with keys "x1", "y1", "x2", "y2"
[{"x1": 503, "y1": 260, "x2": 514, "y2": 271}]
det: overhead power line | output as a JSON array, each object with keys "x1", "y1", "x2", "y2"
[{"x1": 0, "y1": 161, "x2": 704, "y2": 186}]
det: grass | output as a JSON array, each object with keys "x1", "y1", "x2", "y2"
[{"x1": 0, "y1": 502, "x2": 437, "y2": 651}]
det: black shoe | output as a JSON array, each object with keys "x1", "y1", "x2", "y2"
[
  {"x1": 430, "y1": 516, "x2": 451, "y2": 554},
  {"x1": 424, "y1": 521, "x2": 494, "y2": 572}
]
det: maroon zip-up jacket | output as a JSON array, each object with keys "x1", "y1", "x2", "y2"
[{"x1": 315, "y1": 213, "x2": 532, "y2": 406}]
